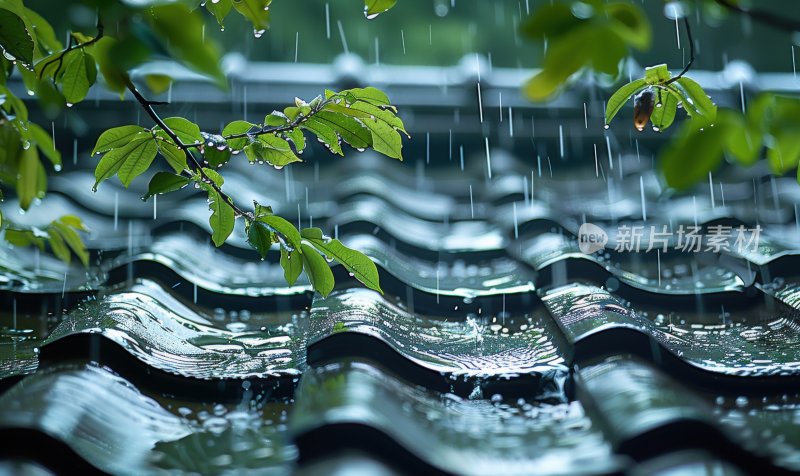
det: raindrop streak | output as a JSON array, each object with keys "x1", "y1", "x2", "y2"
[
  {"x1": 459, "y1": 145, "x2": 464, "y2": 171},
  {"x1": 477, "y1": 82, "x2": 484, "y2": 123},
  {"x1": 72, "y1": 139, "x2": 78, "y2": 165},
  {"x1": 594, "y1": 144, "x2": 599, "y2": 177},
  {"x1": 558, "y1": 125, "x2": 564, "y2": 159},
  {"x1": 740, "y1": 81, "x2": 746, "y2": 113},
  {"x1": 485, "y1": 137, "x2": 492, "y2": 179},
  {"x1": 508, "y1": 107, "x2": 513, "y2": 137},
  {"x1": 498, "y1": 92, "x2": 503, "y2": 122},
  {"x1": 113, "y1": 192, "x2": 119, "y2": 231},
  {"x1": 709, "y1": 172, "x2": 716, "y2": 208},
  {"x1": 640, "y1": 176, "x2": 647, "y2": 222},
  {"x1": 605, "y1": 136, "x2": 613, "y2": 170},
  {"x1": 294, "y1": 32, "x2": 299, "y2": 62},
  {"x1": 62, "y1": 271, "x2": 67, "y2": 299},
  {"x1": 400, "y1": 30, "x2": 406, "y2": 54},
  {"x1": 426, "y1": 132, "x2": 430, "y2": 164},
  {"x1": 325, "y1": 3, "x2": 330, "y2": 39},
  {"x1": 153, "y1": 195, "x2": 158, "y2": 220},
  {"x1": 193, "y1": 282, "x2": 198, "y2": 304},
  {"x1": 657, "y1": 250, "x2": 662, "y2": 287},
  {"x1": 436, "y1": 265, "x2": 440, "y2": 304},
  {"x1": 469, "y1": 184, "x2": 474, "y2": 218},
  {"x1": 513, "y1": 202, "x2": 518, "y2": 239},
  {"x1": 583, "y1": 102, "x2": 588, "y2": 129},
  {"x1": 337, "y1": 20, "x2": 349, "y2": 54},
  {"x1": 374, "y1": 37, "x2": 379, "y2": 65}
]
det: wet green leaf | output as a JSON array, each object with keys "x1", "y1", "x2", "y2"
[
  {"x1": 207, "y1": 188, "x2": 234, "y2": 246},
  {"x1": 301, "y1": 243, "x2": 334, "y2": 296},
  {"x1": 26, "y1": 121, "x2": 60, "y2": 166},
  {"x1": 51, "y1": 218, "x2": 88, "y2": 267},
  {"x1": 767, "y1": 131, "x2": 800, "y2": 175},
  {"x1": 60, "y1": 50, "x2": 96, "y2": 104},
  {"x1": 605, "y1": 78, "x2": 648, "y2": 126},
  {"x1": 143, "y1": 171, "x2": 189, "y2": 200},
  {"x1": 301, "y1": 119, "x2": 343, "y2": 155},
  {"x1": 94, "y1": 135, "x2": 155, "y2": 189},
  {"x1": 92, "y1": 125, "x2": 148, "y2": 155},
  {"x1": 162, "y1": 117, "x2": 202, "y2": 144},
  {"x1": 206, "y1": 0, "x2": 233, "y2": 26},
  {"x1": 312, "y1": 111, "x2": 371, "y2": 150},
  {"x1": 256, "y1": 212, "x2": 301, "y2": 250},
  {"x1": 0, "y1": 7, "x2": 33, "y2": 64},
  {"x1": 280, "y1": 246, "x2": 302, "y2": 285},
  {"x1": 675, "y1": 76, "x2": 716, "y2": 121},
  {"x1": 246, "y1": 219, "x2": 273, "y2": 259},
  {"x1": 301, "y1": 227, "x2": 382, "y2": 294},
  {"x1": 16, "y1": 145, "x2": 40, "y2": 210},
  {"x1": 650, "y1": 87, "x2": 680, "y2": 131},
  {"x1": 364, "y1": 0, "x2": 397, "y2": 17},
  {"x1": 222, "y1": 120, "x2": 256, "y2": 149},
  {"x1": 233, "y1": 0, "x2": 271, "y2": 31},
  {"x1": 644, "y1": 64, "x2": 671, "y2": 84},
  {"x1": 157, "y1": 139, "x2": 187, "y2": 173},
  {"x1": 357, "y1": 117, "x2": 403, "y2": 160}
]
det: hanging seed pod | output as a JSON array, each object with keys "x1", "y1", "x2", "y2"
[{"x1": 633, "y1": 87, "x2": 656, "y2": 131}]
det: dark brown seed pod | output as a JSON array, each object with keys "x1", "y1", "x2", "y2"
[{"x1": 633, "y1": 87, "x2": 655, "y2": 131}]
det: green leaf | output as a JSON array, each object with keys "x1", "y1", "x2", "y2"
[
  {"x1": 206, "y1": 188, "x2": 234, "y2": 247},
  {"x1": 280, "y1": 246, "x2": 302, "y2": 285},
  {"x1": 93, "y1": 135, "x2": 154, "y2": 189},
  {"x1": 157, "y1": 139, "x2": 187, "y2": 173},
  {"x1": 343, "y1": 87, "x2": 391, "y2": 106},
  {"x1": 246, "y1": 220, "x2": 273, "y2": 259},
  {"x1": 676, "y1": 76, "x2": 716, "y2": 121},
  {"x1": 650, "y1": 87, "x2": 680, "y2": 131},
  {"x1": 143, "y1": 171, "x2": 190, "y2": 200},
  {"x1": 256, "y1": 134, "x2": 301, "y2": 166},
  {"x1": 46, "y1": 228, "x2": 70, "y2": 264},
  {"x1": 301, "y1": 119, "x2": 343, "y2": 155},
  {"x1": 256, "y1": 213, "x2": 302, "y2": 250},
  {"x1": 312, "y1": 112, "x2": 372, "y2": 150},
  {"x1": 0, "y1": 8, "x2": 33, "y2": 64},
  {"x1": 206, "y1": 0, "x2": 233, "y2": 26},
  {"x1": 521, "y1": 3, "x2": 582, "y2": 40},
  {"x1": 606, "y1": 2, "x2": 651, "y2": 51},
  {"x1": 284, "y1": 127, "x2": 305, "y2": 152},
  {"x1": 16, "y1": 145, "x2": 40, "y2": 210},
  {"x1": 723, "y1": 111, "x2": 761, "y2": 166},
  {"x1": 24, "y1": 7, "x2": 61, "y2": 54},
  {"x1": 57, "y1": 214, "x2": 88, "y2": 231},
  {"x1": 92, "y1": 125, "x2": 148, "y2": 155},
  {"x1": 147, "y1": 4, "x2": 225, "y2": 87},
  {"x1": 357, "y1": 116, "x2": 403, "y2": 160},
  {"x1": 767, "y1": 130, "x2": 800, "y2": 175},
  {"x1": 605, "y1": 78, "x2": 648, "y2": 126},
  {"x1": 162, "y1": 117, "x2": 202, "y2": 144},
  {"x1": 301, "y1": 227, "x2": 382, "y2": 294},
  {"x1": 60, "y1": 50, "x2": 96, "y2": 105},
  {"x1": 27, "y1": 121, "x2": 60, "y2": 166},
  {"x1": 644, "y1": 64, "x2": 671, "y2": 84},
  {"x1": 5, "y1": 228, "x2": 44, "y2": 249},
  {"x1": 364, "y1": 0, "x2": 397, "y2": 18},
  {"x1": 144, "y1": 74, "x2": 172, "y2": 95},
  {"x1": 233, "y1": 0, "x2": 272, "y2": 31},
  {"x1": 116, "y1": 136, "x2": 160, "y2": 187},
  {"x1": 347, "y1": 101, "x2": 407, "y2": 134},
  {"x1": 301, "y1": 243, "x2": 334, "y2": 296},
  {"x1": 51, "y1": 219, "x2": 88, "y2": 267},
  {"x1": 660, "y1": 122, "x2": 730, "y2": 190},
  {"x1": 222, "y1": 120, "x2": 256, "y2": 149}
]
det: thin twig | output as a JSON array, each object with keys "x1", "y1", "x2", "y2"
[
  {"x1": 37, "y1": 20, "x2": 105, "y2": 79},
  {"x1": 664, "y1": 17, "x2": 694, "y2": 86},
  {"x1": 714, "y1": 0, "x2": 800, "y2": 33},
  {"x1": 177, "y1": 101, "x2": 329, "y2": 150},
  {"x1": 122, "y1": 75, "x2": 249, "y2": 218}
]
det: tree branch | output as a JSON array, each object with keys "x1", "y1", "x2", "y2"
[
  {"x1": 664, "y1": 17, "x2": 694, "y2": 86},
  {"x1": 714, "y1": 0, "x2": 800, "y2": 33},
  {"x1": 37, "y1": 20, "x2": 105, "y2": 79},
  {"x1": 122, "y1": 75, "x2": 249, "y2": 218},
  {"x1": 177, "y1": 100, "x2": 330, "y2": 150}
]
